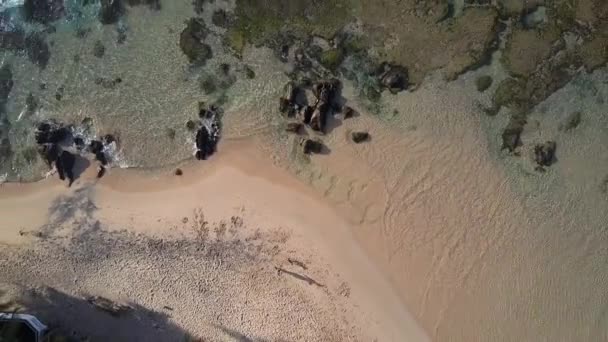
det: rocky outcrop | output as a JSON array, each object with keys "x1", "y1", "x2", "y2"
[
  {"x1": 180, "y1": 18, "x2": 213, "y2": 64},
  {"x1": 56, "y1": 150, "x2": 76, "y2": 185}
]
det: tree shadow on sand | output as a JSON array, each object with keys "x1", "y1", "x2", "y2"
[{"x1": 12, "y1": 287, "x2": 193, "y2": 342}]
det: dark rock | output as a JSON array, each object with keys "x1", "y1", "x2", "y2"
[
  {"x1": 285, "y1": 122, "x2": 303, "y2": 134},
  {"x1": 280, "y1": 44, "x2": 290, "y2": 62},
  {"x1": 73, "y1": 137, "x2": 85, "y2": 149},
  {"x1": 0, "y1": 138, "x2": 12, "y2": 164},
  {"x1": 22, "y1": 0, "x2": 65, "y2": 23},
  {"x1": 192, "y1": 0, "x2": 208, "y2": 14},
  {"x1": 211, "y1": 9, "x2": 232, "y2": 28},
  {"x1": 97, "y1": 165, "x2": 106, "y2": 178},
  {"x1": 37, "y1": 143, "x2": 59, "y2": 167},
  {"x1": 35, "y1": 121, "x2": 70, "y2": 144},
  {"x1": 300, "y1": 138, "x2": 323, "y2": 154},
  {"x1": 102, "y1": 134, "x2": 116, "y2": 145},
  {"x1": 219, "y1": 63, "x2": 230, "y2": 75},
  {"x1": 174, "y1": 168, "x2": 183, "y2": 176},
  {"x1": 342, "y1": 106, "x2": 354, "y2": 119},
  {"x1": 93, "y1": 40, "x2": 105, "y2": 58},
  {"x1": 279, "y1": 97, "x2": 291, "y2": 114},
  {"x1": 125, "y1": 0, "x2": 161, "y2": 10},
  {"x1": 55, "y1": 86, "x2": 64, "y2": 101},
  {"x1": 309, "y1": 102, "x2": 329, "y2": 132},
  {"x1": 99, "y1": 0, "x2": 124, "y2": 25},
  {"x1": 377, "y1": 63, "x2": 409, "y2": 93},
  {"x1": 25, "y1": 33, "x2": 50, "y2": 68},
  {"x1": 166, "y1": 128, "x2": 176, "y2": 139},
  {"x1": 186, "y1": 120, "x2": 196, "y2": 131},
  {"x1": 39, "y1": 83, "x2": 47, "y2": 90},
  {"x1": 558, "y1": 111, "x2": 581, "y2": 132},
  {"x1": 0, "y1": 64, "x2": 13, "y2": 104},
  {"x1": 243, "y1": 65, "x2": 255, "y2": 79},
  {"x1": 117, "y1": 25, "x2": 128, "y2": 44},
  {"x1": 180, "y1": 18, "x2": 212, "y2": 64},
  {"x1": 73, "y1": 54, "x2": 80, "y2": 63},
  {"x1": 26, "y1": 93, "x2": 38, "y2": 113},
  {"x1": 114, "y1": 77, "x2": 122, "y2": 84},
  {"x1": 89, "y1": 140, "x2": 104, "y2": 154},
  {"x1": 75, "y1": 27, "x2": 92, "y2": 39},
  {"x1": 95, "y1": 151, "x2": 108, "y2": 166},
  {"x1": 57, "y1": 150, "x2": 76, "y2": 185},
  {"x1": 476, "y1": 75, "x2": 493, "y2": 92},
  {"x1": 0, "y1": 29, "x2": 26, "y2": 51},
  {"x1": 351, "y1": 131, "x2": 370, "y2": 143},
  {"x1": 199, "y1": 74, "x2": 216, "y2": 94},
  {"x1": 534, "y1": 141, "x2": 556, "y2": 168},
  {"x1": 195, "y1": 126, "x2": 212, "y2": 160},
  {"x1": 302, "y1": 106, "x2": 314, "y2": 124}
]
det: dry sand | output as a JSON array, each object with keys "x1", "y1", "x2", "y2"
[{"x1": 0, "y1": 141, "x2": 427, "y2": 342}]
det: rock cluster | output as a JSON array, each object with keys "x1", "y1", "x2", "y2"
[
  {"x1": 280, "y1": 79, "x2": 341, "y2": 134},
  {"x1": 34, "y1": 120, "x2": 116, "y2": 184}
]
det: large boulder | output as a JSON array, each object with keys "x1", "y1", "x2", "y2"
[{"x1": 180, "y1": 18, "x2": 213, "y2": 64}]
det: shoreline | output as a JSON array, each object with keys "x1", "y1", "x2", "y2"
[{"x1": 0, "y1": 138, "x2": 430, "y2": 341}]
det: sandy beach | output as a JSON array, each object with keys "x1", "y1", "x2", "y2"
[{"x1": 0, "y1": 140, "x2": 428, "y2": 341}]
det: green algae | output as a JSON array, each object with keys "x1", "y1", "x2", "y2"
[{"x1": 231, "y1": 0, "x2": 354, "y2": 49}]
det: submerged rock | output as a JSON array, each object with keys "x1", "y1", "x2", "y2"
[
  {"x1": 476, "y1": 75, "x2": 493, "y2": 92},
  {"x1": 558, "y1": 111, "x2": 581, "y2": 132},
  {"x1": 377, "y1": 63, "x2": 409, "y2": 94},
  {"x1": 351, "y1": 131, "x2": 370, "y2": 143},
  {"x1": 534, "y1": 141, "x2": 556, "y2": 169},
  {"x1": 125, "y1": 0, "x2": 161, "y2": 10},
  {"x1": 0, "y1": 64, "x2": 13, "y2": 105},
  {"x1": 99, "y1": 0, "x2": 123, "y2": 25},
  {"x1": 180, "y1": 18, "x2": 212, "y2": 64},
  {"x1": 93, "y1": 40, "x2": 105, "y2": 58},
  {"x1": 501, "y1": 118, "x2": 525, "y2": 152},
  {"x1": 22, "y1": 0, "x2": 65, "y2": 23},
  {"x1": 25, "y1": 33, "x2": 50, "y2": 69}
]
